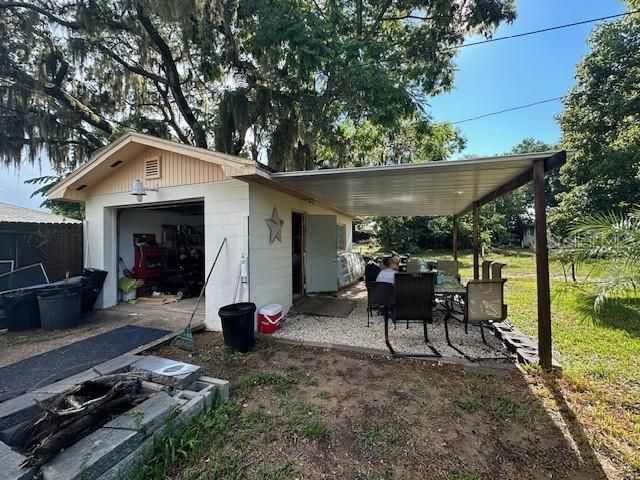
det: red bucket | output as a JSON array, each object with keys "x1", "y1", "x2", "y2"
[{"x1": 258, "y1": 304, "x2": 283, "y2": 334}]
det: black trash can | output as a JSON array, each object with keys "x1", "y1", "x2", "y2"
[
  {"x1": 82, "y1": 269, "x2": 108, "y2": 313},
  {"x1": 37, "y1": 287, "x2": 81, "y2": 331},
  {"x1": 218, "y1": 302, "x2": 257, "y2": 353},
  {"x1": 1, "y1": 290, "x2": 40, "y2": 331}
]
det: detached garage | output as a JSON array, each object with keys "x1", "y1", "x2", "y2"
[{"x1": 47, "y1": 133, "x2": 353, "y2": 330}]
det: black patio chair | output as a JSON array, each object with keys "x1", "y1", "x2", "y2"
[
  {"x1": 364, "y1": 262, "x2": 381, "y2": 283},
  {"x1": 384, "y1": 272, "x2": 440, "y2": 358},
  {"x1": 365, "y1": 281, "x2": 394, "y2": 327}
]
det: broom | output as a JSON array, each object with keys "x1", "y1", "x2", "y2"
[{"x1": 173, "y1": 237, "x2": 227, "y2": 351}]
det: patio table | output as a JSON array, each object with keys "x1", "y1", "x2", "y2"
[
  {"x1": 434, "y1": 275, "x2": 465, "y2": 295},
  {"x1": 434, "y1": 275, "x2": 467, "y2": 337}
]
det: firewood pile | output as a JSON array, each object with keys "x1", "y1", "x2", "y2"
[{"x1": 8, "y1": 373, "x2": 152, "y2": 467}]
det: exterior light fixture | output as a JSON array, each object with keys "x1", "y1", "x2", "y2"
[{"x1": 130, "y1": 179, "x2": 157, "y2": 202}]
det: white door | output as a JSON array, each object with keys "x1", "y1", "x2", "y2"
[{"x1": 305, "y1": 215, "x2": 337, "y2": 293}]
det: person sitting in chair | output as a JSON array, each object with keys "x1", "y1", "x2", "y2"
[{"x1": 376, "y1": 256, "x2": 399, "y2": 284}]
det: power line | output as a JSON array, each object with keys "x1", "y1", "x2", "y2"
[
  {"x1": 451, "y1": 97, "x2": 563, "y2": 124},
  {"x1": 454, "y1": 9, "x2": 639, "y2": 50},
  {"x1": 349, "y1": 10, "x2": 639, "y2": 71}
]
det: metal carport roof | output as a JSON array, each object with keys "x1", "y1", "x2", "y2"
[{"x1": 267, "y1": 151, "x2": 568, "y2": 217}]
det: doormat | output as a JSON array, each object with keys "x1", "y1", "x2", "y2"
[
  {"x1": 0, "y1": 325, "x2": 170, "y2": 402},
  {"x1": 290, "y1": 296, "x2": 355, "y2": 318}
]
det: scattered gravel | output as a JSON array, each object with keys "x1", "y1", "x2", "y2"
[{"x1": 274, "y1": 283, "x2": 512, "y2": 361}]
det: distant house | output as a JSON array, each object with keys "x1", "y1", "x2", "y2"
[
  {"x1": 0, "y1": 202, "x2": 83, "y2": 281},
  {"x1": 518, "y1": 207, "x2": 535, "y2": 248},
  {"x1": 522, "y1": 225, "x2": 535, "y2": 248},
  {"x1": 0, "y1": 202, "x2": 80, "y2": 225}
]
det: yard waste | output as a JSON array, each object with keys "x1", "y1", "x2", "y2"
[
  {"x1": 219, "y1": 302, "x2": 256, "y2": 353},
  {"x1": 5, "y1": 373, "x2": 151, "y2": 468}
]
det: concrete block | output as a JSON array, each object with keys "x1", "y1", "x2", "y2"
[
  {"x1": 198, "y1": 376, "x2": 230, "y2": 404},
  {"x1": 0, "y1": 392, "x2": 57, "y2": 430},
  {"x1": 517, "y1": 348, "x2": 539, "y2": 365},
  {"x1": 94, "y1": 426, "x2": 166, "y2": 480},
  {"x1": 42, "y1": 425, "x2": 141, "y2": 480},
  {"x1": 182, "y1": 379, "x2": 215, "y2": 409},
  {"x1": 492, "y1": 322, "x2": 514, "y2": 340},
  {"x1": 175, "y1": 392, "x2": 205, "y2": 422},
  {"x1": 0, "y1": 441, "x2": 36, "y2": 480},
  {"x1": 130, "y1": 356, "x2": 201, "y2": 389},
  {"x1": 92, "y1": 355, "x2": 141, "y2": 376},
  {"x1": 502, "y1": 333, "x2": 535, "y2": 353},
  {"x1": 104, "y1": 392, "x2": 178, "y2": 434}
]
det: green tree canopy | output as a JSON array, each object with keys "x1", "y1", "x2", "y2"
[
  {"x1": 0, "y1": 0, "x2": 514, "y2": 172},
  {"x1": 552, "y1": 13, "x2": 640, "y2": 236}
]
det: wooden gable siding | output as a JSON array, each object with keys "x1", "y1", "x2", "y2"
[{"x1": 87, "y1": 147, "x2": 225, "y2": 196}]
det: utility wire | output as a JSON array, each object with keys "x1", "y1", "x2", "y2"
[
  {"x1": 348, "y1": 10, "x2": 639, "y2": 71},
  {"x1": 451, "y1": 97, "x2": 563, "y2": 124},
  {"x1": 453, "y1": 9, "x2": 639, "y2": 50},
  {"x1": 442, "y1": 11, "x2": 640, "y2": 124}
]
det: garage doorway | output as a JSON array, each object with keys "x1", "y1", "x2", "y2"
[{"x1": 116, "y1": 200, "x2": 205, "y2": 316}]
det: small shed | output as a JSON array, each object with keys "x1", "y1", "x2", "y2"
[{"x1": 48, "y1": 133, "x2": 354, "y2": 331}]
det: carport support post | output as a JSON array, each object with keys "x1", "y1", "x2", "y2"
[
  {"x1": 452, "y1": 215, "x2": 458, "y2": 261},
  {"x1": 533, "y1": 159, "x2": 552, "y2": 370},
  {"x1": 472, "y1": 202, "x2": 480, "y2": 279}
]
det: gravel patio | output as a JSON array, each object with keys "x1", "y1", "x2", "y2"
[{"x1": 273, "y1": 283, "x2": 514, "y2": 362}]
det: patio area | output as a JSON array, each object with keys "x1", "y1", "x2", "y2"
[{"x1": 272, "y1": 282, "x2": 514, "y2": 363}]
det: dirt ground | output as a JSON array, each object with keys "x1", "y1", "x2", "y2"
[
  {"x1": 154, "y1": 332, "x2": 610, "y2": 480},
  {"x1": 0, "y1": 299, "x2": 201, "y2": 367}
]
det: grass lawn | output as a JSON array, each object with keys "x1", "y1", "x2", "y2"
[
  {"x1": 142, "y1": 334, "x2": 607, "y2": 480},
  {"x1": 418, "y1": 248, "x2": 640, "y2": 476},
  {"x1": 141, "y1": 247, "x2": 637, "y2": 479}
]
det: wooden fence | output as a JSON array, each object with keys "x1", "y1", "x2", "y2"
[{"x1": 0, "y1": 222, "x2": 83, "y2": 282}]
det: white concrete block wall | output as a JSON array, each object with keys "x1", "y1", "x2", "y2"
[
  {"x1": 202, "y1": 181, "x2": 250, "y2": 331},
  {"x1": 83, "y1": 181, "x2": 249, "y2": 330},
  {"x1": 248, "y1": 183, "x2": 353, "y2": 317}
]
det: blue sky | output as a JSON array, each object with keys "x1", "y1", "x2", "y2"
[
  {"x1": 0, "y1": 0, "x2": 627, "y2": 209},
  {"x1": 429, "y1": 0, "x2": 627, "y2": 157}
]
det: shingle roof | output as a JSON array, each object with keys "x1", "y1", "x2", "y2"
[{"x1": 0, "y1": 202, "x2": 81, "y2": 224}]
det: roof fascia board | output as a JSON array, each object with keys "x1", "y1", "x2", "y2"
[
  {"x1": 47, "y1": 132, "x2": 256, "y2": 200},
  {"x1": 270, "y1": 150, "x2": 562, "y2": 180},
  {"x1": 455, "y1": 150, "x2": 568, "y2": 216},
  {"x1": 236, "y1": 171, "x2": 354, "y2": 218},
  {"x1": 47, "y1": 133, "x2": 134, "y2": 199}
]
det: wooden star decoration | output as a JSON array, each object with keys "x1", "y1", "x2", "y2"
[{"x1": 265, "y1": 207, "x2": 284, "y2": 244}]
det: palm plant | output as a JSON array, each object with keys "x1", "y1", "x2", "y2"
[{"x1": 569, "y1": 207, "x2": 640, "y2": 312}]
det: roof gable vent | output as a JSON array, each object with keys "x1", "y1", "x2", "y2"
[{"x1": 144, "y1": 156, "x2": 161, "y2": 180}]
